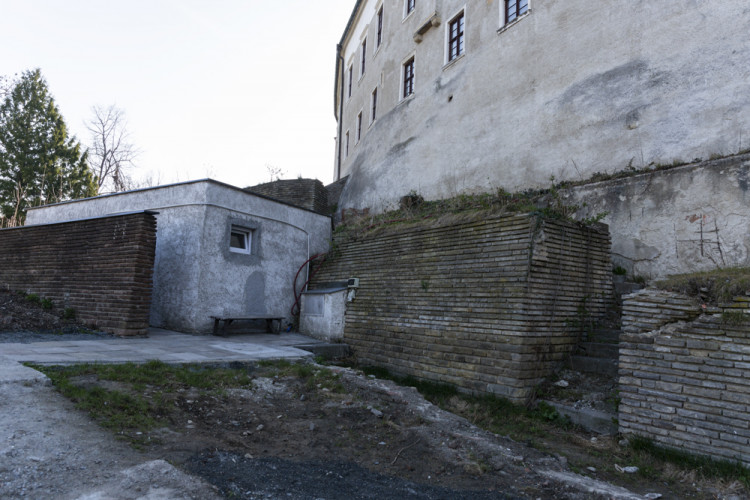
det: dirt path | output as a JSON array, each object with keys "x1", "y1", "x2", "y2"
[{"x1": 0, "y1": 360, "x2": 221, "y2": 500}]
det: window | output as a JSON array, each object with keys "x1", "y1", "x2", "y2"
[
  {"x1": 402, "y1": 57, "x2": 415, "y2": 99},
  {"x1": 361, "y1": 38, "x2": 367, "y2": 76},
  {"x1": 371, "y1": 88, "x2": 378, "y2": 123},
  {"x1": 229, "y1": 226, "x2": 252, "y2": 254},
  {"x1": 376, "y1": 6, "x2": 384, "y2": 48},
  {"x1": 447, "y1": 11, "x2": 465, "y2": 62},
  {"x1": 356, "y1": 112, "x2": 363, "y2": 142},
  {"x1": 506, "y1": 0, "x2": 529, "y2": 24},
  {"x1": 345, "y1": 131, "x2": 350, "y2": 157},
  {"x1": 405, "y1": 0, "x2": 415, "y2": 17},
  {"x1": 347, "y1": 65, "x2": 353, "y2": 98}
]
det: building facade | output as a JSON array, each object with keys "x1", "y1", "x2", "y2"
[
  {"x1": 333, "y1": 0, "x2": 750, "y2": 211},
  {"x1": 26, "y1": 180, "x2": 331, "y2": 334}
]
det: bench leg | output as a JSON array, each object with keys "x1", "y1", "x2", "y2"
[{"x1": 212, "y1": 318, "x2": 221, "y2": 336}]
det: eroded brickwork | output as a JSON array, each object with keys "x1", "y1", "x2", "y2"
[
  {"x1": 311, "y1": 214, "x2": 612, "y2": 403},
  {"x1": 619, "y1": 289, "x2": 750, "y2": 466}
]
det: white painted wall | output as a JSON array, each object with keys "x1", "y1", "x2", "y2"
[
  {"x1": 26, "y1": 180, "x2": 332, "y2": 333},
  {"x1": 334, "y1": 0, "x2": 750, "y2": 212}
]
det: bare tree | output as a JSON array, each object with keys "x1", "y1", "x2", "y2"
[{"x1": 86, "y1": 105, "x2": 138, "y2": 193}]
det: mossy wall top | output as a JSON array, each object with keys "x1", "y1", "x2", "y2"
[{"x1": 311, "y1": 213, "x2": 612, "y2": 403}]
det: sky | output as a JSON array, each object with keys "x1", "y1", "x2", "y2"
[{"x1": 0, "y1": 0, "x2": 355, "y2": 189}]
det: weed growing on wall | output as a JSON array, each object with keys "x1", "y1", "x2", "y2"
[
  {"x1": 655, "y1": 267, "x2": 750, "y2": 305},
  {"x1": 333, "y1": 180, "x2": 607, "y2": 244}
]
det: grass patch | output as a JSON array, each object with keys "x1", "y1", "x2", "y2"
[
  {"x1": 655, "y1": 267, "x2": 750, "y2": 304},
  {"x1": 31, "y1": 360, "x2": 254, "y2": 445},
  {"x1": 629, "y1": 436, "x2": 750, "y2": 487},
  {"x1": 359, "y1": 365, "x2": 569, "y2": 438}
]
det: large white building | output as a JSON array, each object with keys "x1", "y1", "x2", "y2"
[{"x1": 333, "y1": 0, "x2": 750, "y2": 211}]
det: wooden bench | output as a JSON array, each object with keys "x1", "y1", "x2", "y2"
[{"x1": 210, "y1": 315, "x2": 284, "y2": 336}]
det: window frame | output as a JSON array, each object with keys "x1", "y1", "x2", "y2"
[
  {"x1": 404, "y1": 0, "x2": 415, "y2": 19},
  {"x1": 360, "y1": 38, "x2": 367, "y2": 77},
  {"x1": 347, "y1": 65, "x2": 353, "y2": 99},
  {"x1": 345, "y1": 130, "x2": 350, "y2": 157},
  {"x1": 402, "y1": 56, "x2": 415, "y2": 100},
  {"x1": 446, "y1": 9, "x2": 465, "y2": 64},
  {"x1": 371, "y1": 87, "x2": 378, "y2": 124},
  {"x1": 503, "y1": 0, "x2": 529, "y2": 26},
  {"x1": 376, "y1": 6, "x2": 384, "y2": 48},
  {"x1": 229, "y1": 225, "x2": 253, "y2": 255},
  {"x1": 356, "y1": 111, "x2": 363, "y2": 143}
]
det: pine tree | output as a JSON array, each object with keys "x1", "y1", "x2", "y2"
[{"x1": 0, "y1": 69, "x2": 97, "y2": 226}]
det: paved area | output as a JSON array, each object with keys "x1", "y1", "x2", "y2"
[{"x1": 0, "y1": 328, "x2": 319, "y2": 365}]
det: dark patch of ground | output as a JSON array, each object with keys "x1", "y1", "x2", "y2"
[{"x1": 0, "y1": 289, "x2": 98, "y2": 337}]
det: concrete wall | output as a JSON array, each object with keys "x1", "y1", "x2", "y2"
[
  {"x1": 334, "y1": 0, "x2": 750, "y2": 212},
  {"x1": 310, "y1": 213, "x2": 612, "y2": 403},
  {"x1": 299, "y1": 288, "x2": 348, "y2": 342},
  {"x1": 26, "y1": 180, "x2": 332, "y2": 333},
  {"x1": 563, "y1": 153, "x2": 750, "y2": 279},
  {"x1": 0, "y1": 212, "x2": 156, "y2": 336},
  {"x1": 619, "y1": 289, "x2": 750, "y2": 466}
]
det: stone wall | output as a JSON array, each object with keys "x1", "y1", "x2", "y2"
[
  {"x1": 619, "y1": 289, "x2": 750, "y2": 466},
  {"x1": 0, "y1": 212, "x2": 156, "y2": 336},
  {"x1": 245, "y1": 179, "x2": 329, "y2": 215},
  {"x1": 310, "y1": 213, "x2": 612, "y2": 403}
]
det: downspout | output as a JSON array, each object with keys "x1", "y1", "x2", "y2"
[{"x1": 335, "y1": 43, "x2": 345, "y2": 182}]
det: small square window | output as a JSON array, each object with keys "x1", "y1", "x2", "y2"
[{"x1": 230, "y1": 226, "x2": 252, "y2": 254}]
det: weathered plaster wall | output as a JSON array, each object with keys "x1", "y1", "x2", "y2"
[
  {"x1": 336, "y1": 0, "x2": 750, "y2": 212},
  {"x1": 26, "y1": 180, "x2": 331, "y2": 333},
  {"x1": 310, "y1": 214, "x2": 612, "y2": 403},
  {"x1": 0, "y1": 212, "x2": 156, "y2": 336},
  {"x1": 299, "y1": 289, "x2": 348, "y2": 342},
  {"x1": 563, "y1": 154, "x2": 750, "y2": 279}
]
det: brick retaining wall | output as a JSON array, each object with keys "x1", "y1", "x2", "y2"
[
  {"x1": 0, "y1": 212, "x2": 157, "y2": 336},
  {"x1": 245, "y1": 179, "x2": 328, "y2": 214},
  {"x1": 311, "y1": 213, "x2": 612, "y2": 403},
  {"x1": 619, "y1": 289, "x2": 750, "y2": 466}
]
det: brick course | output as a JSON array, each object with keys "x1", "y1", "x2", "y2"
[
  {"x1": 311, "y1": 213, "x2": 612, "y2": 403},
  {"x1": 245, "y1": 179, "x2": 328, "y2": 215},
  {"x1": 619, "y1": 288, "x2": 750, "y2": 466},
  {"x1": 0, "y1": 212, "x2": 157, "y2": 336}
]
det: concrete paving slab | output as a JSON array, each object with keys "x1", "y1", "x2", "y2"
[
  {"x1": 0, "y1": 328, "x2": 320, "y2": 366},
  {"x1": 0, "y1": 356, "x2": 49, "y2": 385}
]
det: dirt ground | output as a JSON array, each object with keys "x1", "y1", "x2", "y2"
[
  {"x1": 65, "y1": 362, "x2": 643, "y2": 500},
  {"x1": 0, "y1": 289, "x2": 89, "y2": 333}
]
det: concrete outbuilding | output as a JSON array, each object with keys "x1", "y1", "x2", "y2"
[{"x1": 25, "y1": 180, "x2": 331, "y2": 334}]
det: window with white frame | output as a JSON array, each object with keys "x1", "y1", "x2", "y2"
[
  {"x1": 347, "y1": 65, "x2": 353, "y2": 98},
  {"x1": 376, "y1": 6, "x2": 384, "y2": 48},
  {"x1": 505, "y1": 0, "x2": 529, "y2": 24},
  {"x1": 356, "y1": 112, "x2": 363, "y2": 142},
  {"x1": 229, "y1": 226, "x2": 252, "y2": 254},
  {"x1": 361, "y1": 38, "x2": 367, "y2": 76},
  {"x1": 345, "y1": 130, "x2": 350, "y2": 157},
  {"x1": 402, "y1": 56, "x2": 415, "y2": 99},
  {"x1": 447, "y1": 10, "x2": 465, "y2": 63},
  {"x1": 371, "y1": 87, "x2": 378, "y2": 123},
  {"x1": 405, "y1": 0, "x2": 415, "y2": 17}
]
